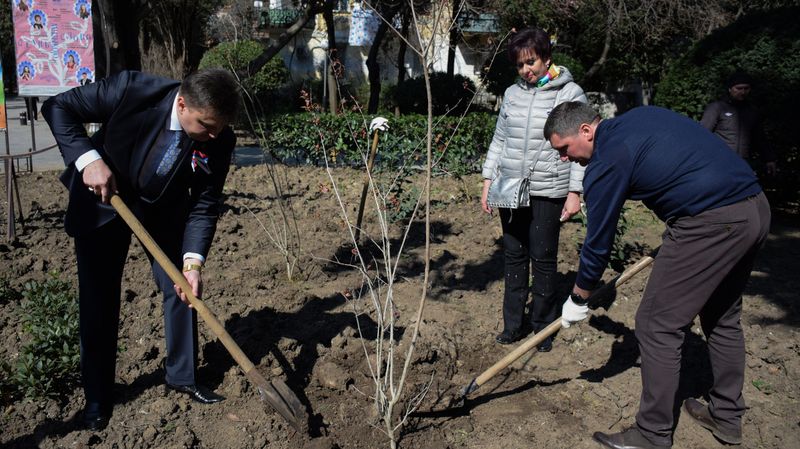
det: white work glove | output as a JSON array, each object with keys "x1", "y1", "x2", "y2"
[
  {"x1": 561, "y1": 295, "x2": 589, "y2": 328},
  {"x1": 369, "y1": 117, "x2": 389, "y2": 132}
]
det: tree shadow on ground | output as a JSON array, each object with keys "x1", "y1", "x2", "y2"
[
  {"x1": 193, "y1": 290, "x2": 400, "y2": 437},
  {"x1": 0, "y1": 397, "x2": 93, "y2": 448},
  {"x1": 319, "y1": 219, "x2": 456, "y2": 277},
  {"x1": 578, "y1": 313, "x2": 715, "y2": 429}
]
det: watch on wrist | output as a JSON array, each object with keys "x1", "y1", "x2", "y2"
[
  {"x1": 570, "y1": 291, "x2": 589, "y2": 306},
  {"x1": 183, "y1": 263, "x2": 202, "y2": 273}
]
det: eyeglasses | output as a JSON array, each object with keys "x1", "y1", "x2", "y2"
[{"x1": 516, "y1": 58, "x2": 539, "y2": 69}]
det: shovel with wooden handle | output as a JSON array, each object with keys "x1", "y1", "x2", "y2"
[
  {"x1": 456, "y1": 250, "x2": 658, "y2": 405},
  {"x1": 110, "y1": 195, "x2": 306, "y2": 432}
]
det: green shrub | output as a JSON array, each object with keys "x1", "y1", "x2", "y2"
[
  {"x1": 12, "y1": 274, "x2": 80, "y2": 399},
  {"x1": 655, "y1": 7, "x2": 800, "y2": 200},
  {"x1": 199, "y1": 40, "x2": 290, "y2": 110},
  {"x1": 261, "y1": 112, "x2": 496, "y2": 176},
  {"x1": 392, "y1": 72, "x2": 477, "y2": 115}
]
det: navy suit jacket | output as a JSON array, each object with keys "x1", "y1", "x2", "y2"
[{"x1": 42, "y1": 71, "x2": 235, "y2": 259}]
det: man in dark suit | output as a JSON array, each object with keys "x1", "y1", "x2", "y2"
[{"x1": 42, "y1": 69, "x2": 240, "y2": 431}]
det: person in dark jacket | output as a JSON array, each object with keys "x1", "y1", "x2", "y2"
[
  {"x1": 42, "y1": 69, "x2": 240, "y2": 431},
  {"x1": 544, "y1": 102, "x2": 770, "y2": 449},
  {"x1": 701, "y1": 71, "x2": 776, "y2": 176}
]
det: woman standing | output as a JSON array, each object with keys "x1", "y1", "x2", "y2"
[{"x1": 481, "y1": 28, "x2": 587, "y2": 349}]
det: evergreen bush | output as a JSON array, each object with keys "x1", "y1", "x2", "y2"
[
  {"x1": 12, "y1": 275, "x2": 80, "y2": 399},
  {"x1": 261, "y1": 112, "x2": 496, "y2": 176}
]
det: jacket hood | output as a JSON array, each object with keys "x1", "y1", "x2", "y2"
[{"x1": 517, "y1": 65, "x2": 576, "y2": 91}]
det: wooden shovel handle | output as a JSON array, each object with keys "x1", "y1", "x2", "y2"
[
  {"x1": 473, "y1": 251, "x2": 657, "y2": 389},
  {"x1": 110, "y1": 195, "x2": 256, "y2": 374},
  {"x1": 475, "y1": 318, "x2": 562, "y2": 386}
]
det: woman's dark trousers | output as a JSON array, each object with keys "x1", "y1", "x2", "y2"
[{"x1": 499, "y1": 196, "x2": 565, "y2": 335}]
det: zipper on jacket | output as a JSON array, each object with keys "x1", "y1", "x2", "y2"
[{"x1": 521, "y1": 86, "x2": 537, "y2": 184}]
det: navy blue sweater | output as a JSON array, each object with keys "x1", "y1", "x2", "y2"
[{"x1": 576, "y1": 106, "x2": 762, "y2": 290}]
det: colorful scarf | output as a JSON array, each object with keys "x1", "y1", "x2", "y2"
[{"x1": 535, "y1": 64, "x2": 561, "y2": 88}]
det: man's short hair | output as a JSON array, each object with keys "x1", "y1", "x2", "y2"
[
  {"x1": 507, "y1": 28, "x2": 552, "y2": 64},
  {"x1": 180, "y1": 69, "x2": 240, "y2": 124},
  {"x1": 544, "y1": 102, "x2": 600, "y2": 140}
]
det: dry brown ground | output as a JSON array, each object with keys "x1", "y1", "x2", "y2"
[{"x1": 1, "y1": 165, "x2": 798, "y2": 449}]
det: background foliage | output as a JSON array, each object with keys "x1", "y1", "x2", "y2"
[
  {"x1": 389, "y1": 72, "x2": 480, "y2": 115},
  {"x1": 199, "y1": 39, "x2": 291, "y2": 118},
  {"x1": 262, "y1": 112, "x2": 496, "y2": 176},
  {"x1": 655, "y1": 7, "x2": 800, "y2": 208}
]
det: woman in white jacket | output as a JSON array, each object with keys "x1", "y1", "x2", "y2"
[{"x1": 481, "y1": 28, "x2": 587, "y2": 348}]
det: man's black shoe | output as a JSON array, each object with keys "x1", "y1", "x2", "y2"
[
  {"x1": 166, "y1": 383, "x2": 225, "y2": 404},
  {"x1": 683, "y1": 398, "x2": 742, "y2": 445},
  {"x1": 495, "y1": 329, "x2": 521, "y2": 345},
  {"x1": 593, "y1": 426, "x2": 671, "y2": 448}
]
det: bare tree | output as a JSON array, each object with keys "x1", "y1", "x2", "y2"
[{"x1": 319, "y1": 1, "x2": 504, "y2": 446}]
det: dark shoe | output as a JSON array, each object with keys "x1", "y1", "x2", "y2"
[
  {"x1": 593, "y1": 427, "x2": 670, "y2": 448},
  {"x1": 495, "y1": 329, "x2": 521, "y2": 345},
  {"x1": 166, "y1": 383, "x2": 225, "y2": 404},
  {"x1": 536, "y1": 336, "x2": 553, "y2": 352},
  {"x1": 81, "y1": 405, "x2": 111, "y2": 432},
  {"x1": 683, "y1": 398, "x2": 742, "y2": 445}
]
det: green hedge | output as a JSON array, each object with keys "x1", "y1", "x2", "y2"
[{"x1": 261, "y1": 112, "x2": 497, "y2": 176}]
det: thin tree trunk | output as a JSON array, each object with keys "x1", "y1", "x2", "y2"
[
  {"x1": 583, "y1": 15, "x2": 613, "y2": 82},
  {"x1": 446, "y1": 0, "x2": 462, "y2": 78},
  {"x1": 367, "y1": 16, "x2": 391, "y2": 114},
  {"x1": 322, "y1": 3, "x2": 339, "y2": 113},
  {"x1": 245, "y1": 5, "x2": 319, "y2": 75},
  {"x1": 394, "y1": 10, "x2": 410, "y2": 117}
]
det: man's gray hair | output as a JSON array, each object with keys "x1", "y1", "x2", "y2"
[{"x1": 544, "y1": 102, "x2": 601, "y2": 140}]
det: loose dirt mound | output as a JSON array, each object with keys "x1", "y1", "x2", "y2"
[{"x1": 1, "y1": 165, "x2": 798, "y2": 449}]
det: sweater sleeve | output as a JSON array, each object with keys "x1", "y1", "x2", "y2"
[
  {"x1": 562, "y1": 83, "x2": 588, "y2": 192},
  {"x1": 482, "y1": 90, "x2": 511, "y2": 179},
  {"x1": 576, "y1": 158, "x2": 631, "y2": 290}
]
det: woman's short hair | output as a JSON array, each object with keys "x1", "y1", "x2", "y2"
[{"x1": 507, "y1": 28, "x2": 552, "y2": 63}]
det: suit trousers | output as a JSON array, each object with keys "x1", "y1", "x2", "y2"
[
  {"x1": 634, "y1": 192, "x2": 770, "y2": 446},
  {"x1": 499, "y1": 196, "x2": 566, "y2": 334},
  {"x1": 75, "y1": 212, "x2": 198, "y2": 411}
]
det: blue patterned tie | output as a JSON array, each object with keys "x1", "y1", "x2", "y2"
[{"x1": 155, "y1": 130, "x2": 185, "y2": 176}]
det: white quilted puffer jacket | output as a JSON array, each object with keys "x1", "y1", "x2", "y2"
[{"x1": 482, "y1": 66, "x2": 587, "y2": 199}]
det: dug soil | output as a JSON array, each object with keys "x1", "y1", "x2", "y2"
[{"x1": 1, "y1": 165, "x2": 798, "y2": 449}]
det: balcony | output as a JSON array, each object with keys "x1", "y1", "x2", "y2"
[
  {"x1": 259, "y1": 8, "x2": 313, "y2": 29},
  {"x1": 456, "y1": 12, "x2": 500, "y2": 34}
]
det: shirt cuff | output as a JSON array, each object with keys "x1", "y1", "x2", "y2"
[
  {"x1": 183, "y1": 252, "x2": 206, "y2": 263},
  {"x1": 75, "y1": 150, "x2": 102, "y2": 172}
]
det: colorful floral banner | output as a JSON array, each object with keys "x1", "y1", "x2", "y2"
[{"x1": 11, "y1": 0, "x2": 96, "y2": 96}]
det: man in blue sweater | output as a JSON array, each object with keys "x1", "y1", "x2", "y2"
[{"x1": 543, "y1": 102, "x2": 770, "y2": 448}]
